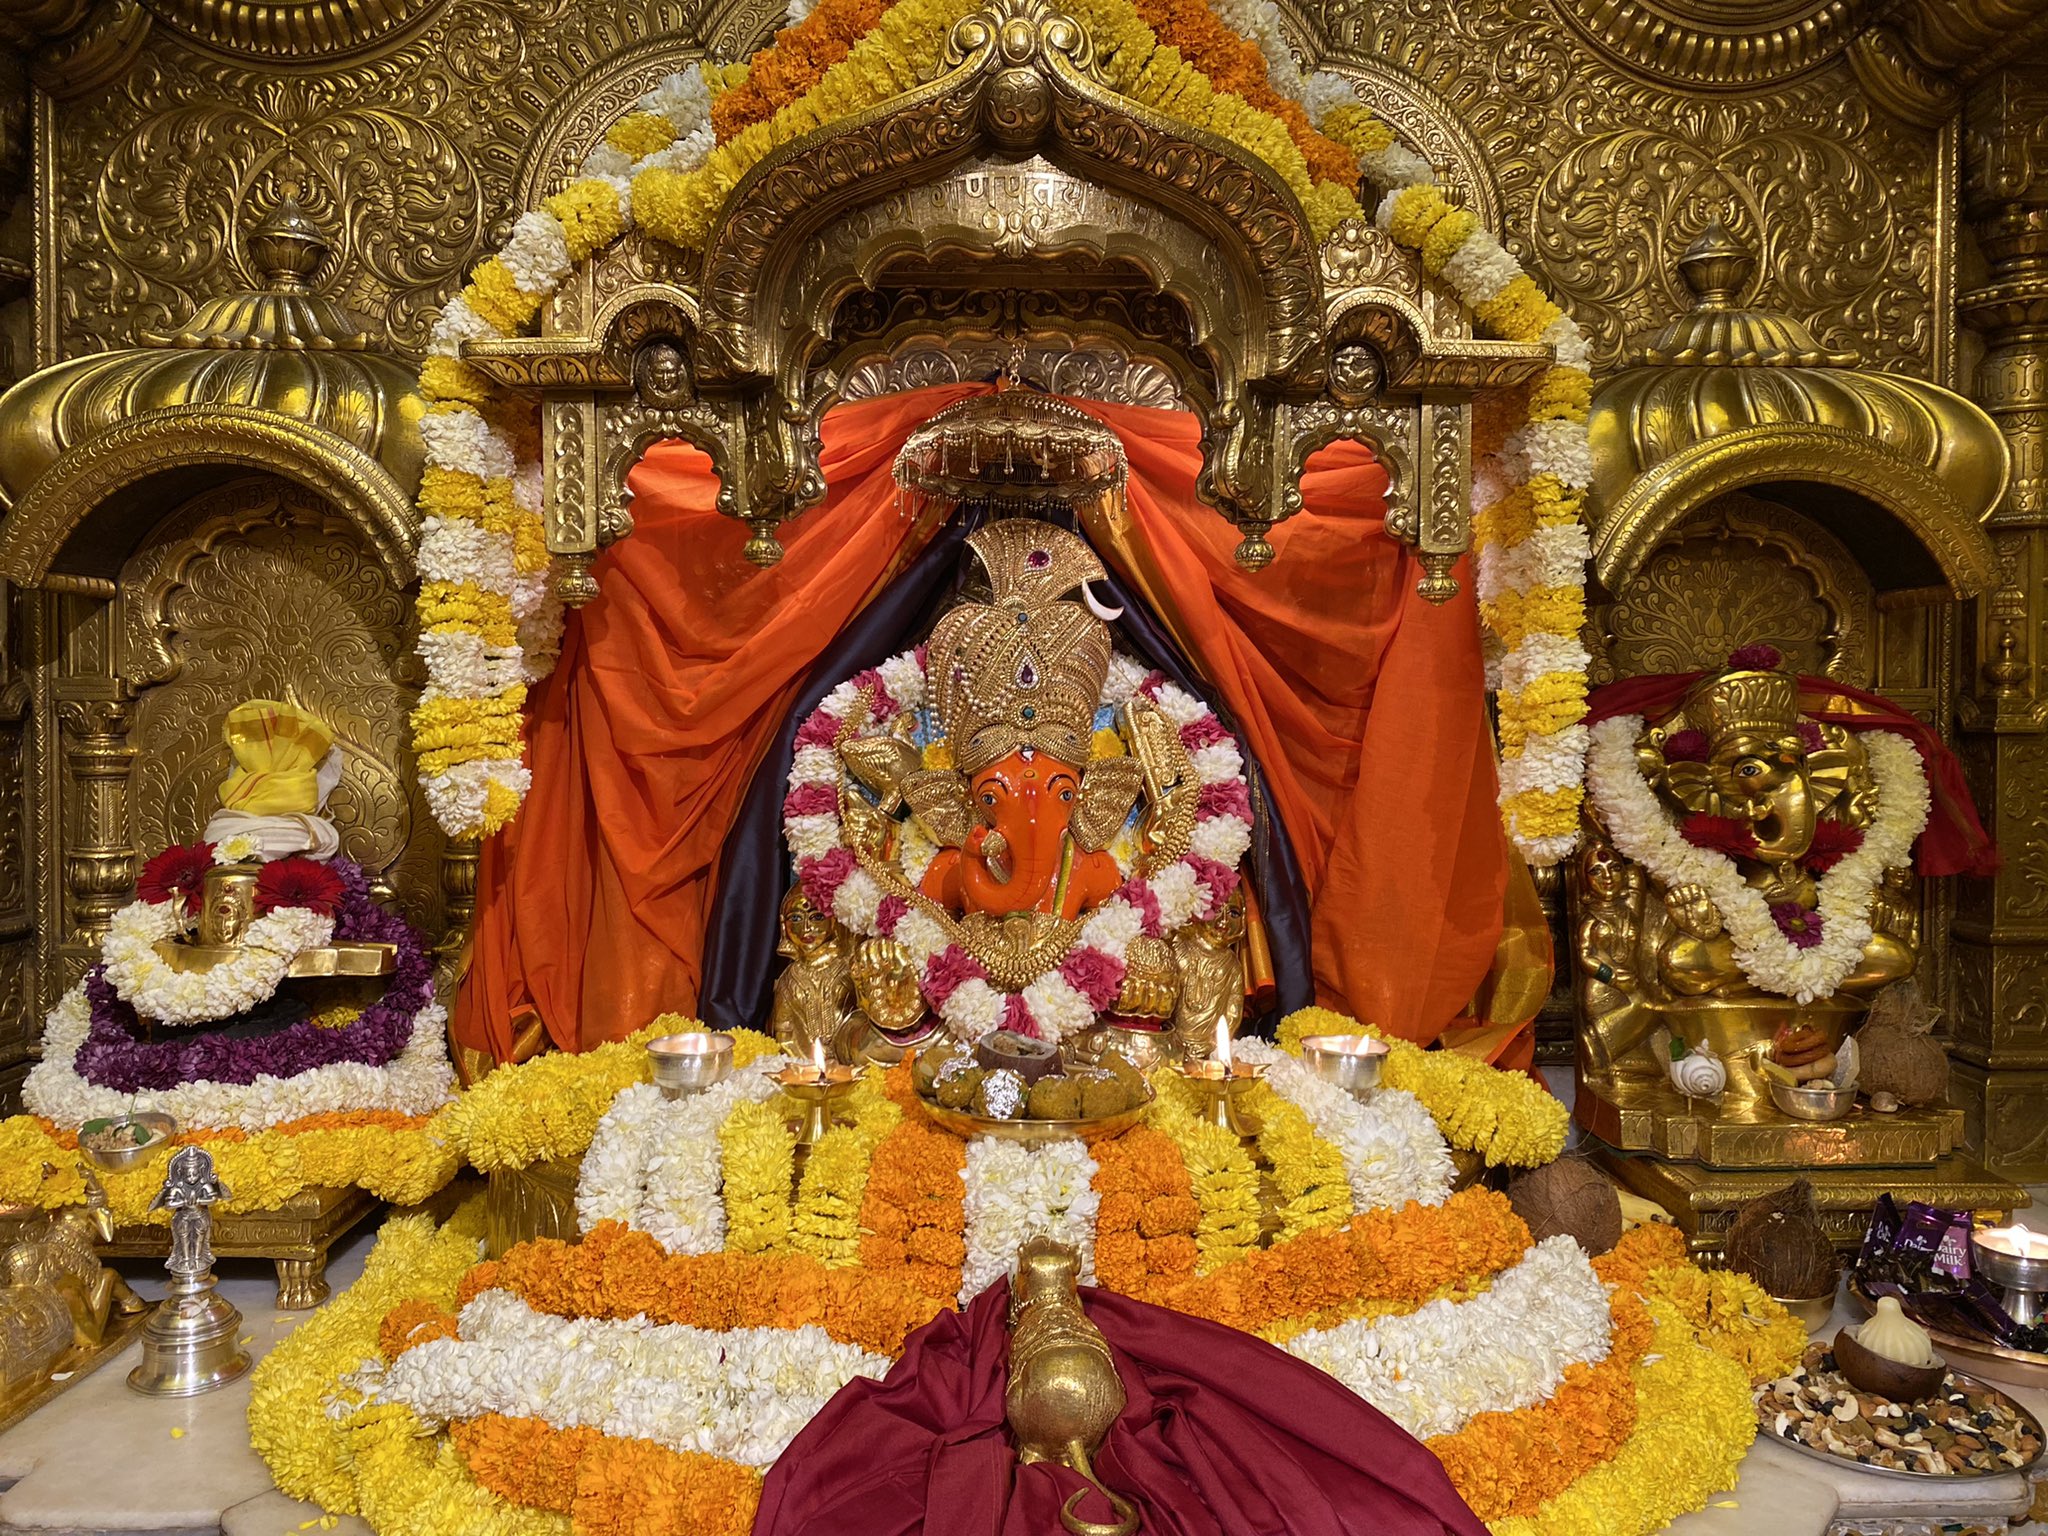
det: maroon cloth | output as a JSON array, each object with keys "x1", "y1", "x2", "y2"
[
  {"x1": 752, "y1": 1281, "x2": 1490, "y2": 1536},
  {"x1": 1585, "y1": 671, "x2": 1997, "y2": 879}
]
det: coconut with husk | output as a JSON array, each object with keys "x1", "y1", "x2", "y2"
[
  {"x1": 1725, "y1": 1179, "x2": 1838, "y2": 1301},
  {"x1": 1508, "y1": 1157, "x2": 1624, "y2": 1256},
  {"x1": 1857, "y1": 978, "x2": 1950, "y2": 1109}
]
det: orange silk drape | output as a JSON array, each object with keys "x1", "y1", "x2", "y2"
[
  {"x1": 456, "y1": 385, "x2": 984, "y2": 1058},
  {"x1": 1077, "y1": 402, "x2": 1505, "y2": 1041},
  {"x1": 455, "y1": 387, "x2": 1505, "y2": 1056}
]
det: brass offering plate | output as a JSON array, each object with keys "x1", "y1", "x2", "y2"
[
  {"x1": 1848, "y1": 1279, "x2": 2048, "y2": 1392},
  {"x1": 917, "y1": 1087, "x2": 1153, "y2": 1145},
  {"x1": 151, "y1": 939, "x2": 398, "y2": 977},
  {"x1": 1758, "y1": 1363, "x2": 2045, "y2": 1483}
]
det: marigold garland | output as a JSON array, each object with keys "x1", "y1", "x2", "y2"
[
  {"x1": 451, "y1": 1414, "x2": 762, "y2": 1536},
  {"x1": 1424, "y1": 1289, "x2": 1650, "y2": 1522},
  {"x1": 483, "y1": 1220, "x2": 948, "y2": 1357},
  {"x1": 1279, "y1": 1007, "x2": 1568, "y2": 1167}
]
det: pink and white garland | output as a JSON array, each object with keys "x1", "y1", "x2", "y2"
[{"x1": 783, "y1": 649, "x2": 1253, "y2": 1043}]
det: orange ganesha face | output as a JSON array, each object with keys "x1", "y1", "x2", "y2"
[{"x1": 918, "y1": 747, "x2": 1122, "y2": 919}]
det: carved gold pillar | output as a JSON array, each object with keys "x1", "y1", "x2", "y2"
[
  {"x1": 1952, "y1": 57, "x2": 2048, "y2": 1177},
  {"x1": 55, "y1": 694, "x2": 134, "y2": 940}
]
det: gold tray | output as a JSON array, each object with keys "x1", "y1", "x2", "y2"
[
  {"x1": 152, "y1": 939, "x2": 397, "y2": 977},
  {"x1": 1849, "y1": 1278, "x2": 2048, "y2": 1391},
  {"x1": 917, "y1": 1087, "x2": 1153, "y2": 1144},
  {"x1": 1758, "y1": 1364, "x2": 2045, "y2": 1482}
]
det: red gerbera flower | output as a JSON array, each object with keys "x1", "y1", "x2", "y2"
[
  {"x1": 1771, "y1": 902, "x2": 1824, "y2": 950},
  {"x1": 136, "y1": 842, "x2": 215, "y2": 910},
  {"x1": 1727, "y1": 643, "x2": 1783, "y2": 671},
  {"x1": 1681, "y1": 814, "x2": 1759, "y2": 860},
  {"x1": 254, "y1": 857, "x2": 347, "y2": 918},
  {"x1": 1803, "y1": 819, "x2": 1866, "y2": 875}
]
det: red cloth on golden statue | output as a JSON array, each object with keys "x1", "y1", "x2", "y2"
[
  {"x1": 752, "y1": 1280, "x2": 1491, "y2": 1536},
  {"x1": 457, "y1": 385, "x2": 1508, "y2": 1057}
]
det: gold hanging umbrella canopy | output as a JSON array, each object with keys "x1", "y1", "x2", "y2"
[{"x1": 893, "y1": 389, "x2": 1128, "y2": 505}]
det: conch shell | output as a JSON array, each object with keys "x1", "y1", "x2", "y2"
[{"x1": 1665, "y1": 1038, "x2": 1727, "y2": 1099}]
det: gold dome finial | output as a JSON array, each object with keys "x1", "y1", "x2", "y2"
[
  {"x1": 1675, "y1": 219, "x2": 1753, "y2": 312},
  {"x1": 246, "y1": 195, "x2": 330, "y2": 296}
]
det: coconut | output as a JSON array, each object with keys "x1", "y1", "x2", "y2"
[
  {"x1": 1725, "y1": 1179, "x2": 1838, "y2": 1300},
  {"x1": 1856, "y1": 978, "x2": 1950, "y2": 1108},
  {"x1": 1508, "y1": 1158, "x2": 1623, "y2": 1256}
]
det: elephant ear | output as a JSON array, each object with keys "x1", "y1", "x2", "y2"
[
  {"x1": 902, "y1": 769, "x2": 978, "y2": 848},
  {"x1": 1660, "y1": 760, "x2": 1719, "y2": 816},
  {"x1": 1072, "y1": 756, "x2": 1145, "y2": 852}
]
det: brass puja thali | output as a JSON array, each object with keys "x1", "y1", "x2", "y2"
[
  {"x1": 918, "y1": 1093, "x2": 1154, "y2": 1145},
  {"x1": 1757, "y1": 1342, "x2": 2046, "y2": 1481}
]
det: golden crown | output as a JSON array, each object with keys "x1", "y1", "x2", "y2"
[
  {"x1": 1680, "y1": 665, "x2": 1801, "y2": 742},
  {"x1": 926, "y1": 520, "x2": 1112, "y2": 776}
]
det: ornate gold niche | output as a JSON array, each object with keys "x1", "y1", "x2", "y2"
[
  {"x1": 462, "y1": 0, "x2": 1552, "y2": 605},
  {"x1": 1571, "y1": 220, "x2": 2022, "y2": 1256}
]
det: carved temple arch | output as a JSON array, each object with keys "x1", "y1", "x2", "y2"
[
  {"x1": 0, "y1": 406, "x2": 419, "y2": 590},
  {"x1": 1592, "y1": 424, "x2": 2002, "y2": 600}
]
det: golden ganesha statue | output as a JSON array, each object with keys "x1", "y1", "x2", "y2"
[
  {"x1": 1572, "y1": 648, "x2": 1923, "y2": 1107},
  {"x1": 774, "y1": 508, "x2": 1256, "y2": 1059}
]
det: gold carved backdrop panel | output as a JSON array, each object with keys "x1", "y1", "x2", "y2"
[
  {"x1": 1312, "y1": 3, "x2": 1945, "y2": 379},
  {"x1": 44, "y1": 0, "x2": 786, "y2": 361},
  {"x1": 119, "y1": 479, "x2": 442, "y2": 931},
  {"x1": 1601, "y1": 491, "x2": 1875, "y2": 685}
]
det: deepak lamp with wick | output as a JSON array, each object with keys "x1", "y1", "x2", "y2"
[
  {"x1": 774, "y1": 1039, "x2": 860, "y2": 1147},
  {"x1": 1178, "y1": 1022, "x2": 1265, "y2": 1138},
  {"x1": 1299, "y1": 1032, "x2": 1390, "y2": 1100},
  {"x1": 1973, "y1": 1224, "x2": 2048, "y2": 1328}
]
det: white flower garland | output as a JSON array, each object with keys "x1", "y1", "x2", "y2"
[
  {"x1": 22, "y1": 983, "x2": 455, "y2": 1132},
  {"x1": 575, "y1": 1065, "x2": 791, "y2": 1253},
  {"x1": 787, "y1": 648, "x2": 1252, "y2": 1044},
  {"x1": 99, "y1": 897, "x2": 335, "y2": 1026},
  {"x1": 1586, "y1": 717, "x2": 1930, "y2": 1002},
  {"x1": 959, "y1": 1137, "x2": 1100, "y2": 1302},
  {"x1": 416, "y1": 69, "x2": 719, "y2": 838},
  {"x1": 1236, "y1": 1039, "x2": 1454, "y2": 1212},
  {"x1": 369, "y1": 1288, "x2": 889, "y2": 1469},
  {"x1": 1284, "y1": 1235, "x2": 1613, "y2": 1441}
]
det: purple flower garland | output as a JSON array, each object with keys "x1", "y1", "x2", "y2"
[{"x1": 74, "y1": 859, "x2": 434, "y2": 1093}]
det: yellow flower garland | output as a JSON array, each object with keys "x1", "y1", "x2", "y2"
[
  {"x1": 1148, "y1": 1070, "x2": 1262, "y2": 1272},
  {"x1": 790, "y1": 1073, "x2": 901, "y2": 1267},
  {"x1": 249, "y1": 1204, "x2": 490, "y2": 1513},
  {"x1": 720, "y1": 1098, "x2": 796, "y2": 1254},
  {"x1": 0, "y1": 1115, "x2": 459, "y2": 1227},
  {"x1": 439, "y1": 1020, "x2": 780, "y2": 1172},
  {"x1": 1279, "y1": 1007, "x2": 1568, "y2": 1168},
  {"x1": 1251, "y1": 1085, "x2": 1353, "y2": 1240},
  {"x1": 1491, "y1": 1299, "x2": 1757, "y2": 1536}
]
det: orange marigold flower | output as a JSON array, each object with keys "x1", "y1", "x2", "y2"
[{"x1": 376, "y1": 1298, "x2": 459, "y2": 1361}]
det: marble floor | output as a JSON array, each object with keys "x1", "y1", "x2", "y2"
[{"x1": 0, "y1": 1218, "x2": 2039, "y2": 1536}]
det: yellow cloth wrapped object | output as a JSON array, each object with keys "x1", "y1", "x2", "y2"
[{"x1": 217, "y1": 700, "x2": 336, "y2": 816}]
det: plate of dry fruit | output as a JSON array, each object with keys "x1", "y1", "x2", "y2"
[
  {"x1": 1757, "y1": 1298, "x2": 2045, "y2": 1480},
  {"x1": 912, "y1": 1030, "x2": 1153, "y2": 1144}
]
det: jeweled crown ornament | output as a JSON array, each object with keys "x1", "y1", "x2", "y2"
[
  {"x1": 1680, "y1": 664, "x2": 1801, "y2": 744},
  {"x1": 128, "y1": 1146, "x2": 250, "y2": 1397},
  {"x1": 925, "y1": 520, "x2": 1115, "y2": 776}
]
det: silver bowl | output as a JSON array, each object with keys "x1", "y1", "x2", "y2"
[
  {"x1": 1768, "y1": 1079, "x2": 1856, "y2": 1122},
  {"x1": 78, "y1": 1111, "x2": 178, "y2": 1172},
  {"x1": 647, "y1": 1032, "x2": 734, "y2": 1097},
  {"x1": 1972, "y1": 1228, "x2": 2048, "y2": 1328},
  {"x1": 1300, "y1": 1034, "x2": 1388, "y2": 1097}
]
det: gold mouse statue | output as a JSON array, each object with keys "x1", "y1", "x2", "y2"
[{"x1": 1006, "y1": 1236, "x2": 1138, "y2": 1536}]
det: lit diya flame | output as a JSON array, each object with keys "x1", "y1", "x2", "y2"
[
  {"x1": 1978, "y1": 1225, "x2": 2048, "y2": 1261},
  {"x1": 813, "y1": 1037, "x2": 828, "y2": 1083},
  {"x1": 1215, "y1": 1019, "x2": 1231, "y2": 1073}
]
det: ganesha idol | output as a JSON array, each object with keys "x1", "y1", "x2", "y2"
[
  {"x1": 1571, "y1": 648, "x2": 1925, "y2": 1110},
  {"x1": 775, "y1": 515, "x2": 1257, "y2": 1060}
]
